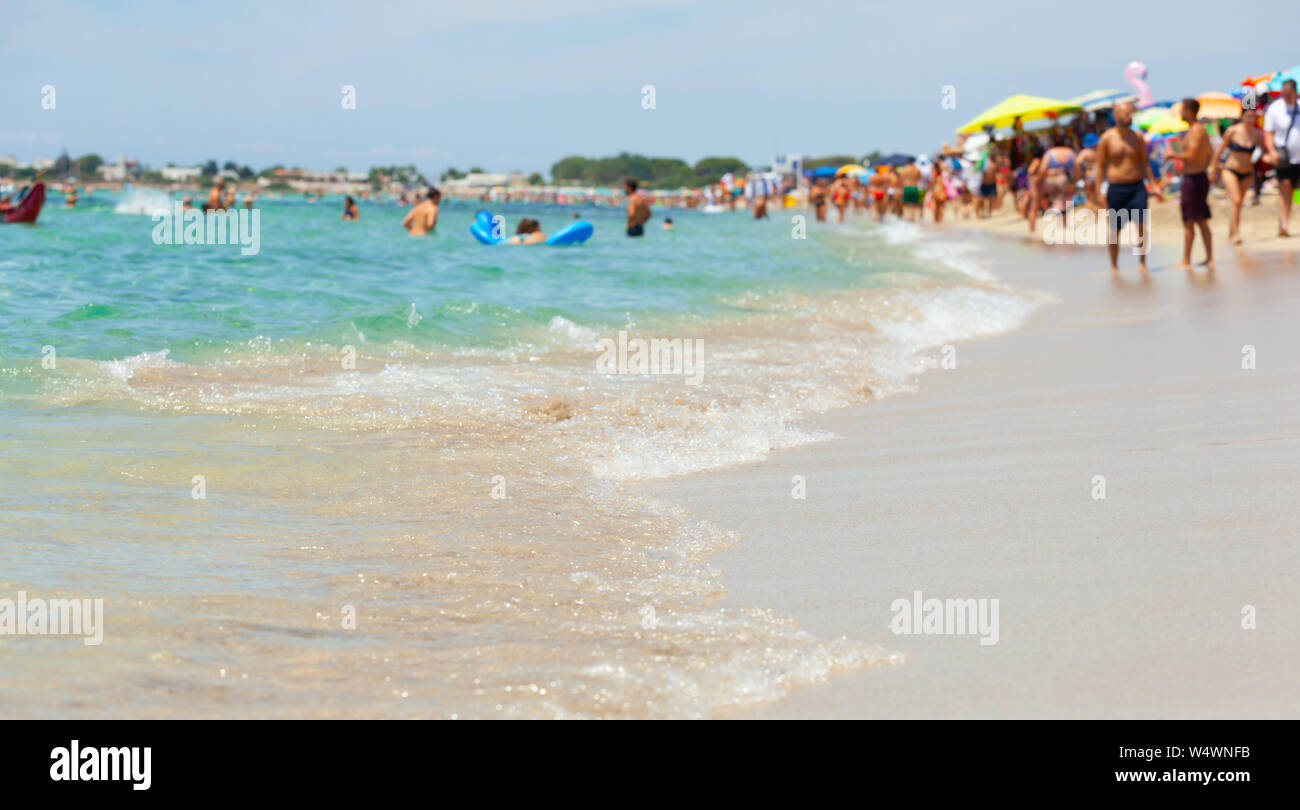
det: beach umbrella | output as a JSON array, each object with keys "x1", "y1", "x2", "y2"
[
  {"x1": 1132, "y1": 106, "x2": 1170, "y2": 129},
  {"x1": 810, "y1": 165, "x2": 838, "y2": 178},
  {"x1": 1266, "y1": 65, "x2": 1300, "y2": 91},
  {"x1": 835, "y1": 163, "x2": 867, "y2": 176},
  {"x1": 874, "y1": 154, "x2": 914, "y2": 167},
  {"x1": 1144, "y1": 112, "x2": 1188, "y2": 135},
  {"x1": 956, "y1": 94, "x2": 1082, "y2": 134},
  {"x1": 1195, "y1": 91, "x2": 1241, "y2": 120},
  {"x1": 1066, "y1": 89, "x2": 1138, "y2": 112}
]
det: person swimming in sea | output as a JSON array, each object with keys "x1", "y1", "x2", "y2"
[
  {"x1": 342, "y1": 196, "x2": 359, "y2": 221},
  {"x1": 661, "y1": 217, "x2": 674, "y2": 230},
  {"x1": 401, "y1": 186, "x2": 439, "y2": 236},
  {"x1": 624, "y1": 178, "x2": 651, "y2": 236},
  {"x1": 205, "y1": 179, "x2": 224, "y2": 211},
  {"x1": 504, "y1": 218, "x2": 546, "y2": 244},
  {"x1": 64, "y1": 186, "x2": 77, "y2": 207}
]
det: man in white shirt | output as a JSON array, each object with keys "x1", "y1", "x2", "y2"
[{"x1": 1263, "y1": 78, "x2": 1300, "y2": 236}]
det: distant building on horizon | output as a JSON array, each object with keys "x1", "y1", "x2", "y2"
[
  {"x1": 442, "y1": 171, "x2": 530, "y2": 189},
  {"x1": 97, "y1": 154, "x2": 141, "y2": 181},
  {"x1": 771, "y1": 154, "x2": 803, "y2": 177},
  {"x1": 161, "y1": 166, "x2": 202, "y2": 182}
]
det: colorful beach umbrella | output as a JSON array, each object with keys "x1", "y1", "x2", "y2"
[
  {"x1": 1132, "y1": 106, "x2": 1170, "y2": 129},
  {"x1": 1242, "y1": 72, "x2": 1276, "y2": 88},
  {"x1": 1145, "y1": 112, "x2": 1188, "y2": 135},
  {"x1": 956, "y1": 94, "x2": 1082, "y2": 134},
  {"x1": 1266, "y1": 66, "x2": 1300, "y2": 92},
  {"x1": 1066, "y1": 89, "x2": 1138, "y2": 112},
  {"x1": 1196, "y1": 91, "x2": 1241, "y2": 120},
  {"x1": 835, "y1": 164, "x2": 867, "y2": 176}
]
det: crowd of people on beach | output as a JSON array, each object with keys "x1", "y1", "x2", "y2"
[{"x1": 790, "y1": 78, "x2": 1299, "y2": 276}]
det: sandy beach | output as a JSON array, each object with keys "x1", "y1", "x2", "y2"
[
  {"x1": 645, "y1": 223, "x2": 1300, "y2": 718},
  {"x1": 952, "y1": 183, "x2": 1300, "y2": 258}
]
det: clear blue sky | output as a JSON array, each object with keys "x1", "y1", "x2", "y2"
[{"x1": 1, "y1": 0, "x2": 1292, "y2": 176}]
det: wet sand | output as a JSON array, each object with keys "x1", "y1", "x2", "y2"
[{"x1": 644, "y1": 229, "x2": 1300, "y2": 718}]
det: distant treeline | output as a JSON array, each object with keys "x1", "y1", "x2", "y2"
[{"x1": 549, "y1": 152, "x2": 749, "y2": 189}]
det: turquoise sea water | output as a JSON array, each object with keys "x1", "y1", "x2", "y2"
[
  {"x1": 3, "y1": 193, "x2": 917, "y2": 362},
  {"x1": 0, "y1": 190, "x2": 1042, "y2": 717}
]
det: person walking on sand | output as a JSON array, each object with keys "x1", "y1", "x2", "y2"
[
  {"x1": 1076, "y1": 133, "x2": 1102, "y2": 210},
  {"x1": 624, "y1": 178, "x2": 651, "y2": 236},
  {"x1": 1262, "y1": 78, "x2": 1300, "y2": 237},
  {"x1": 1041, "y1": 136, "x2": 1077, "y2": 215},
  {"x1": 1096, "y1": 101, "x2": 1161, "y2": 276},
  {"x1": 1166, "y1": 98, "x2": 1214, "y2": 269},
  {"x1": 1211, "y1": 108, "x2": 1264, "y2": 245},
  {"x1": 1024, "y1": 145, "x2": 1046, "y2": 233},
  {"x1": 402, "y1": 186, "x2": 439, "y2": 236}
]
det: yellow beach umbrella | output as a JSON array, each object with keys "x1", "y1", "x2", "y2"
[
  {"x1": 1133, "y1": 106, "x2": 1169, "y2": 129},
  {"x1": 1146, "y1": 113, "x2": 1188, "y2": 135},
  {"x1": 957, "y1": 94, "x2": 1082, "y2": 134},
  {"x1": 836, "y1": 164, "x2": 866, "y2": 176},
  {"x1": 1196, "y1": 91, "x2": 1241, "y2": 120}
]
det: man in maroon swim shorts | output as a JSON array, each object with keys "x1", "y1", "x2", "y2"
[{"x1": 1170, "y1": 98, "x2": 1214, "y2": 269}]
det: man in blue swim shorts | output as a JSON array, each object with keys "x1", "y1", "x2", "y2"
[{"x1": 1095, "y1": 101, "x2": 1160, "y2": 276}]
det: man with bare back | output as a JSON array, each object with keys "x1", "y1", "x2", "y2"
[{"x1": 1095, "y1": 101, "x2": 1159, "y2": 275}]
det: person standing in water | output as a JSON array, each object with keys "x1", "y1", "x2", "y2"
[
  {"x1": 1210, "y1": 108, "x2": 1263, "y2": 245},
  {"x1": 342, "y1": 196, "x2": 359, "y2": 220},
  {"x1": 1095, "y1": 101, "x2": 1160, "y2": 276},
  {"x1": 402, "y1": 186, "x2": 439, "y2": 236},
  {"x1": 1166, "y1": 97, "x2": 1213, "y2": 269},
  {"x1": 205, "y1": 179, "x2": 224, "y2": 211},
  {"x1": 899, "y1": 158, "x2": 922, "y2": 221},
  {"x1": 624, "y1": 178, "x2": 651, "y2": 236},
  {"x1": 808, "y1": 178, "x2": 828, "y2": 222}
]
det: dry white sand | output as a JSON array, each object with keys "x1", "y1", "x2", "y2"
[{"x1": 644, "y1": 231, "x2": 1300, "y2": 718}]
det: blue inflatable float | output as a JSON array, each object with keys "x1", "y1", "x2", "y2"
[
  {"x1": 470, "y1": 210, "x2": 502, "y2": 244},
  {"x1": 545, "y1": 220, "x2": 594, "y2": 246},
  {"x1": 470, "y1": 211, "x2": 593, "y2": 245}
]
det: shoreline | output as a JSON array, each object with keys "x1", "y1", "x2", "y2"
[
  {"x1": 641, "y1": 224, "x2": 1300, "y2": 718},
  {"x1": 940, "y1": 185, "x2": 1300, "y2": 259}
]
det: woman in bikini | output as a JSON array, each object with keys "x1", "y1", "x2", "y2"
[
  {"x1": 831, "y1": 177, "x2": 850, "y2": 223},
  {"x1": 931, "y1": 161, "x2": 949, "y2": 224},
  {"x1": 1210, "y1": 108, "x2": 1263, "y2": 245}
]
